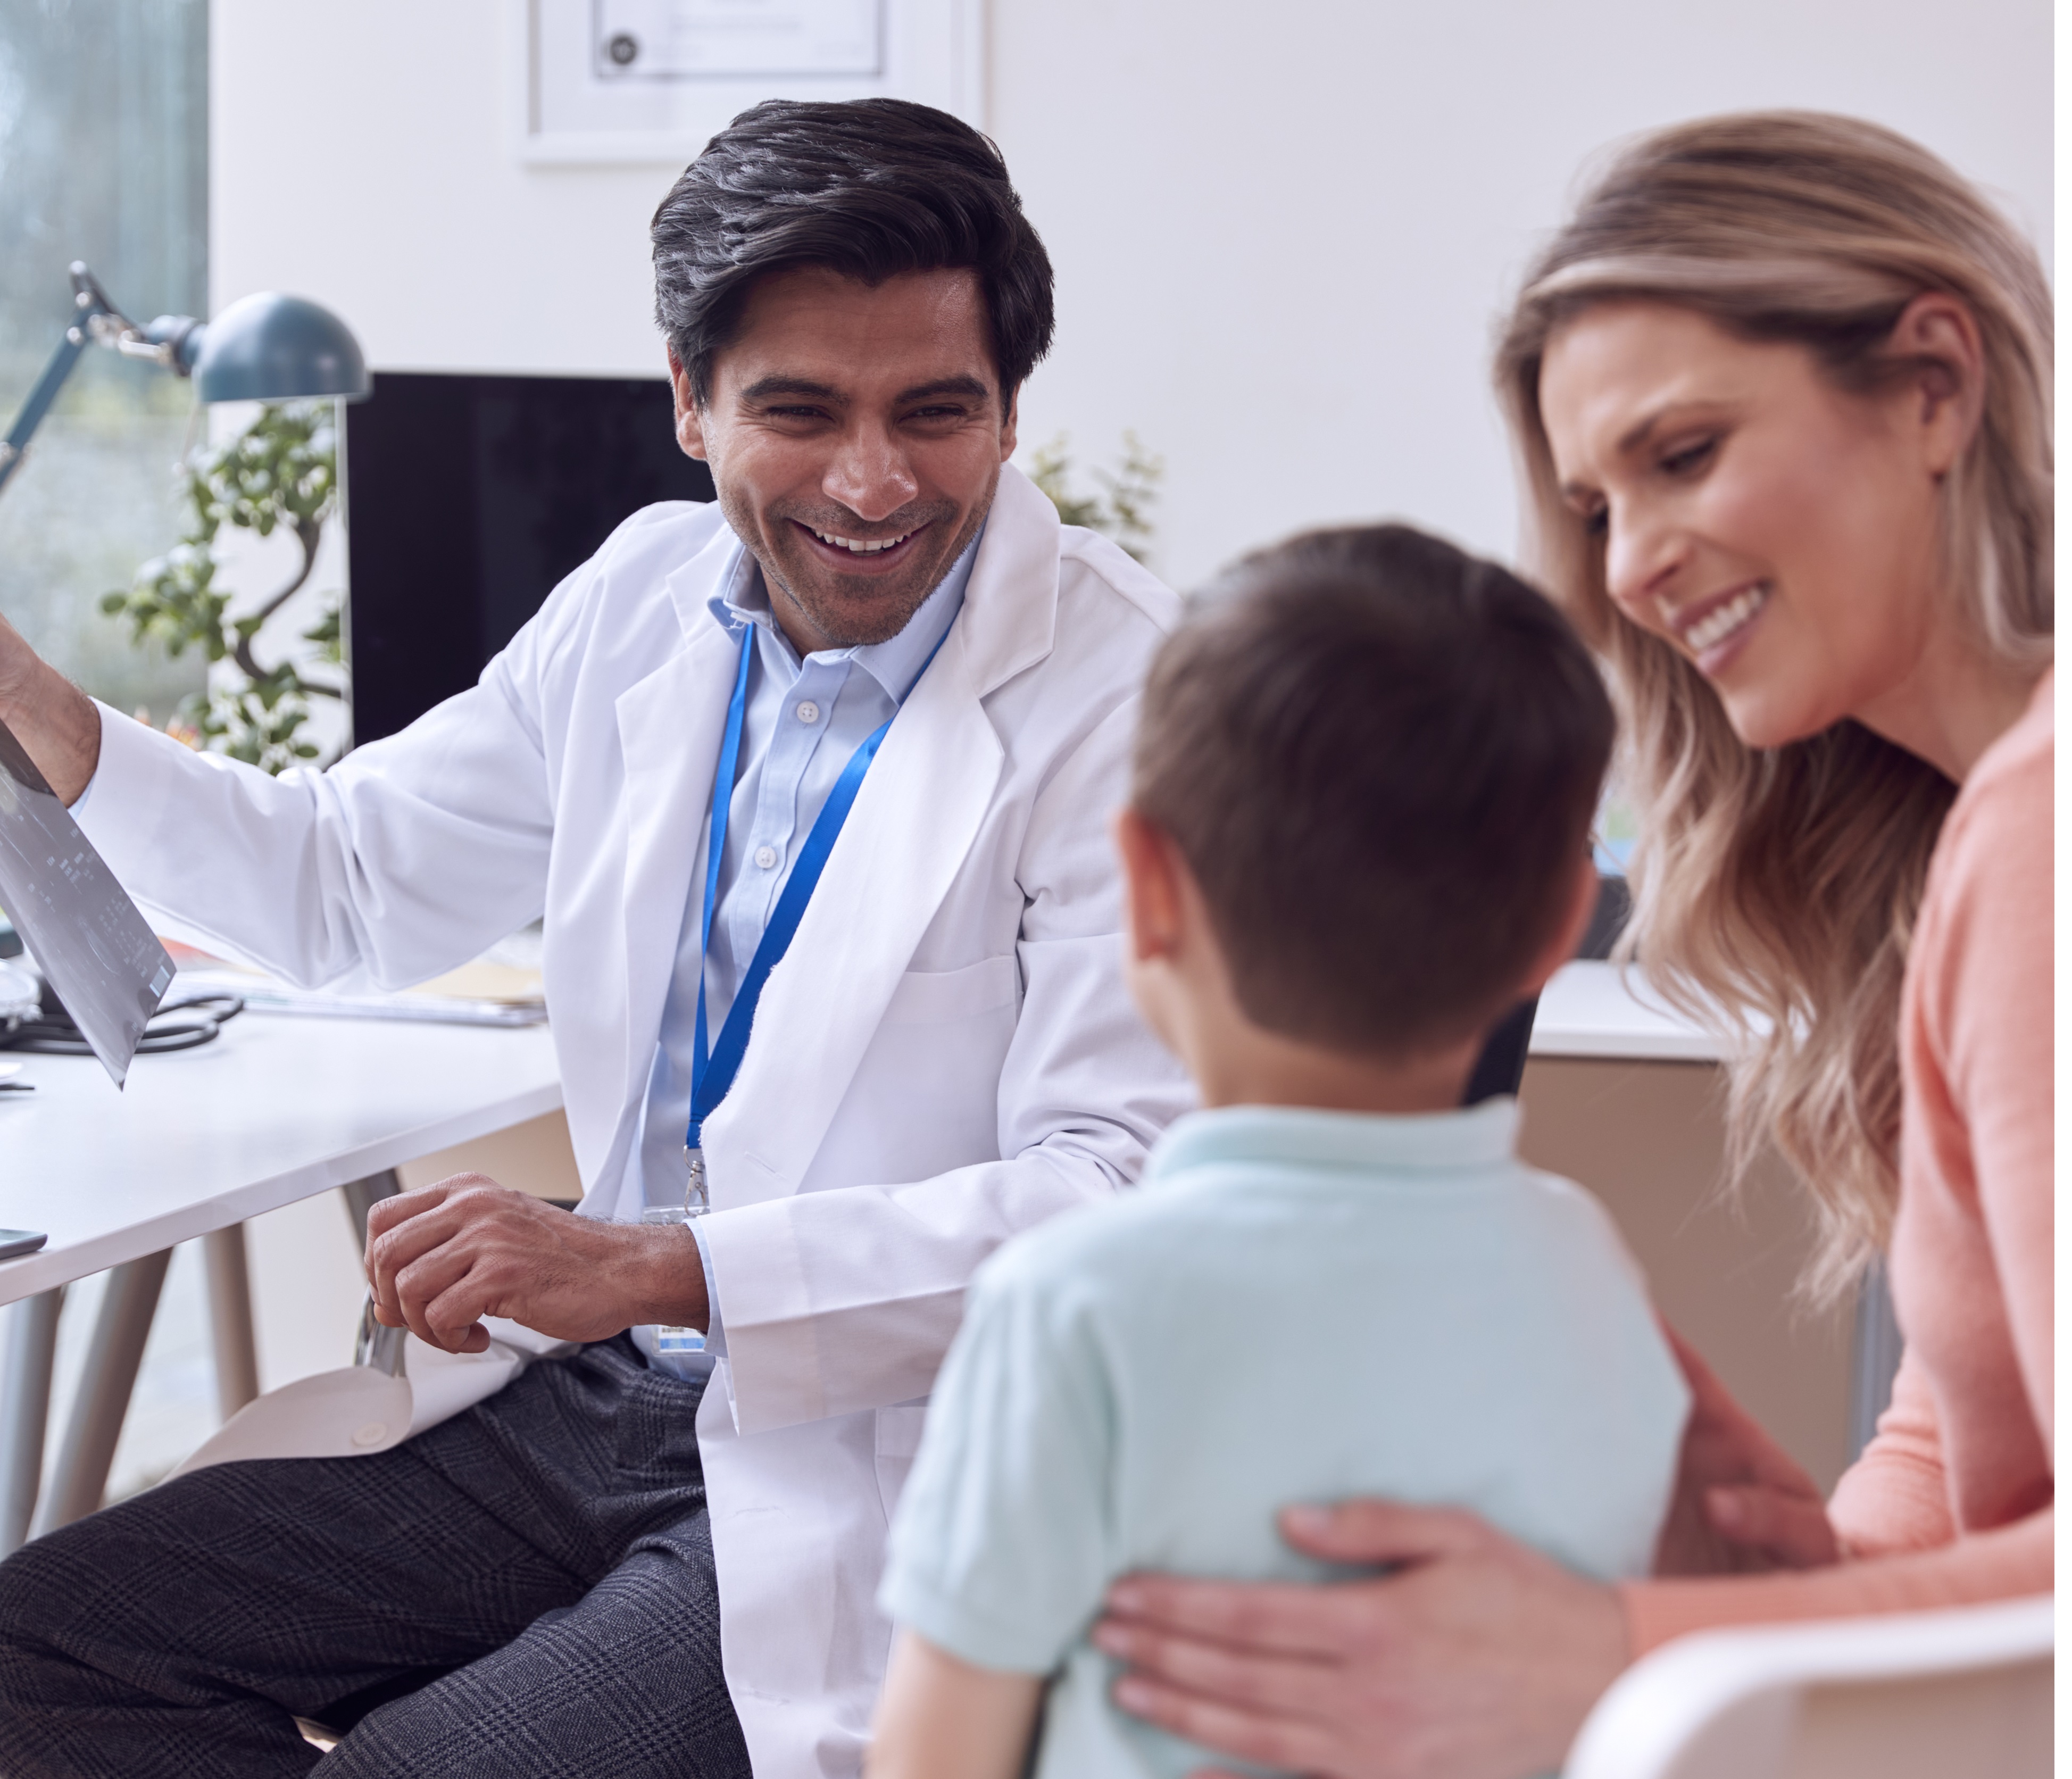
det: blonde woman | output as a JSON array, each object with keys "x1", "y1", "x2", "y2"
[{"x1": 1092, "y1": 113, "x2": 2052, "y2": 1778}]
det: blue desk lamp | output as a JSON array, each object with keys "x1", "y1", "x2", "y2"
[{"x1": 0, "y1": 262, "x2": 371, "y2": 498}]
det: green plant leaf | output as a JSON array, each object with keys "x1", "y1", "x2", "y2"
[
  {"x1": 107, "y1": 399, "x2": 346, "y2": 774},
  {"x1": 1027, "y1": 431, "x2": 1162, "y2": 562}
]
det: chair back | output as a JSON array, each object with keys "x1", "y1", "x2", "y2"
[{"x1": 1565, "y1": 1595, "x2": 2053, "y2": 1779}]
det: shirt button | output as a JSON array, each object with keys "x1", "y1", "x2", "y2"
[
  {"x1": 795, "y1": 701, "x2": 821, "y2": 725},
  {"x1": 753, "y1": 845, "x2": 778, "y2": 870}
]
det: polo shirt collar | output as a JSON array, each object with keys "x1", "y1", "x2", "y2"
[{"x1": 1145, "y1": 1097, "x2": 1521, "y2": 1186}]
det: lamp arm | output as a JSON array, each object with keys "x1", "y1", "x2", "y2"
[
  {"x1": 0, "y1": 325, "x2": 91, "y2": 498},
  {"x1": 0, "y1": 263, "x2": 201, "y2": 502}
]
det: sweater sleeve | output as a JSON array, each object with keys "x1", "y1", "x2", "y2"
[
  {"x1": 1620, "y1": 1508, "x2": 2051, "y2": 1652},
  {"x1": 1929, "y1": 722, "x2": 2056, "y2": 1451},
  {"x1": 1827, "y1": 1352, "x2": 1957, "y2": 1557}
]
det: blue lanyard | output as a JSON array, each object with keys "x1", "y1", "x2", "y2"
[{"x1": 685, "y1": 620, "x2": 947, "y2": 1169}]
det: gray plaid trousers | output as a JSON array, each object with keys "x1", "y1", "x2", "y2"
[{"x1": 0, "y1": 1335, "x2": 753, "y2": 1778}]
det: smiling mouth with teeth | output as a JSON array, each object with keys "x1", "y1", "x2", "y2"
[
  {"x1": 1680, "y1": 584, "x2": 1769, "y2": 655},
  {"x1": 808, "y1": 524, "x2": 917, "y2": 555}
]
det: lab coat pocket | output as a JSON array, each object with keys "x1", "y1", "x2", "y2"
[
  {"x1": 811, "y1": 957, "x2": 1021, "y2": 1189},
  {"x1": 877, "y1": 953, "x2": 1020, "y2": 1026},
  {"x1": 874, "y1": 1398, "x2": 931, "y2": 1524}
]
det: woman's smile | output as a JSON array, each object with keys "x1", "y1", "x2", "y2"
[
  {"x1": 1667, "y1": 579, "x2": 1771, "y2": 671},
  {"x1": 1539, "y1": 300, "x2": 1953, "y2": 755}
]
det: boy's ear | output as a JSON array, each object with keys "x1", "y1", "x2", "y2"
[
  {"x1": 1112, "y1": 808, "x2": 1184, "y2": 963},
  {"x1": 1517, "y1": 852, "x2": 1602, "y2": 996}
]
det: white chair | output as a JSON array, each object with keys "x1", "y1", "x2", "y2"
[
  {"x1": 167, "y1": 1294, "x2": 537, "y2": 1479},
  {"x1": 1565, "y1": 1594, "x2": 2053, "y2": 1779}
]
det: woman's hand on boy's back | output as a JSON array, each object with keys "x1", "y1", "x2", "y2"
[
  {"x1": 1091, "y1": 1329, "x2": 1840, "y2": 1778},
  {"x1": 1654, "y1": 1325, "x2": 1842, "y2": 1575},
  {"x1": 1094, "y1": 1500, "x2": 1628, "y2": 1779}
]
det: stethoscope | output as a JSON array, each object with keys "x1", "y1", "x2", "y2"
[{"x1": 0, "y1": 980, "x2": 246, "y2": 1060}]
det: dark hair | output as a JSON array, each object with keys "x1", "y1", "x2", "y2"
[
  {"x1": 651, "y1": 98, "x2": 1054, "y2": 405},
  {"x1": 1133, "y1": 525, "x2": 1614, "y2": 1058}
]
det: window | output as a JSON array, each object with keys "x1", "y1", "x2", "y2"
[{"x1": 0, "y1": 0, "x2": 209, "y2": 724}]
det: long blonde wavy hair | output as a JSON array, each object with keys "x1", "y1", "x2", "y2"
[{"x1": 1496, "y1": 112, "x2": 2053, "y2": 1298}]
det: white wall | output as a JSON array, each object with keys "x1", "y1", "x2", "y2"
[
  {"x1": 213, "y1": 4, "x2": 666, "y2": 377},
  {"x1": 213, "y1": 0, "x2": 2052, "y2": 588}
]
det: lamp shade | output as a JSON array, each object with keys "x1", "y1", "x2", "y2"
[{"x1": 192, "y1": 293, "x2": 371, "y2": 404}]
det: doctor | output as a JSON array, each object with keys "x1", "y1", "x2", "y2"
[{"x1": 0, "y1": 98, "x2": 1186, "y2": 1778}]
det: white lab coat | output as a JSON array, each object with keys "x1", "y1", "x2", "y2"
[{"x1": 76, "y1": 463, "x2": 1192, "y2": 1776}]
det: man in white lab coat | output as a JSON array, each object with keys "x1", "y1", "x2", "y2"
[{"x1": 0, "y1": 98, "x2": 1187, "y2": 1778}]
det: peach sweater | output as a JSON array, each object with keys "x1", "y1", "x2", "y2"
[{"x1": 1625, "y1": 674, "x2": 2055, "y2": 1651}]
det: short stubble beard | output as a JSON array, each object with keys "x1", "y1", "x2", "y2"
[{"x1": 725, "y1": 467, "x2": 1000, "y2": 653}]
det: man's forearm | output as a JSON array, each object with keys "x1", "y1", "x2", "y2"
[{"x1": 0, "y1": 612, "x2": 102, "y2": 804}]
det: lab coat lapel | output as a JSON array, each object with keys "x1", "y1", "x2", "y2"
[
  {"x1": 700, "y1": 625, "x2": 1000, "y2": 1203},
  {"x1": 702, "y1": 466, "x2": 1061, "y2": 1202},
  {"x1": 602, "y1": 537, "x2": 748, "y2": 1187}
]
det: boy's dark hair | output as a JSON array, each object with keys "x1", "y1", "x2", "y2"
[
  {"x1": 652, "y1": 98, "x2": 1054, "y2": 406},
  {"x1": 1134, "y1": 524, "x2": 1614, "y2": 1058}
]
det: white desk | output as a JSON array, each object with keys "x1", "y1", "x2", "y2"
[
  {"x1": 0, "y1": 965, "x2": 1688, "y2": 1296},
  {"x1": 0, "y1": 1011, "x2": 561, "y2": 1548},
  {"x1": 2, "y1": 1012, "x2": 561, "y2": 1301},
  {"x1": 1530, "y1": 959, "x2": 1724, "y2": 1063}
]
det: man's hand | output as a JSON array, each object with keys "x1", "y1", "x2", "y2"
[
  {"x1": 0, "y1": 609, "x2": 101, "y2": 805},
  {"x1": 365, "y1": 1175, "x2": 710, "y2": 1354},
  {"x1": 1653, "y1": 1326, "x2": 1842, "y2": 1575},
  {"x1": 1093, "y1": 1501, "x2": 1628, "y2": 1779}
]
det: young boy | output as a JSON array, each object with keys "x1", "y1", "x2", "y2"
[{"x1": 869, "y1": 525, "x2": 1688, "y2": 1779}]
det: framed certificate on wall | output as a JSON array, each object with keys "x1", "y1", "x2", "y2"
[{"x1": 517, "y1": 0, "x2": 984, "y2": 165}]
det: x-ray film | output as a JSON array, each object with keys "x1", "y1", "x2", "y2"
[{"x1": 0, "y1": 715, "x2": 172, "y2": 1086}]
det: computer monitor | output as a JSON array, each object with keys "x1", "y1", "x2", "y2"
[{"x1": 343, "y1": 370, "x2": 717, "y2": 746}]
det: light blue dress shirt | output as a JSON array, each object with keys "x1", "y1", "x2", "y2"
[
  {"x1": 627, "y1": 528, "x2": 981, "y2": 1377},
  {"x1": 880, "y1": 1099, "x2": 1690, "y2": 1778}
]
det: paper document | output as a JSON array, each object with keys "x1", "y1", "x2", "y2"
[
  {"x1": 0, "y1": 716, "x2": 173, "y2": 1085},
  {"x1": 172, "y1": 957, "x2": 548, "y2": 1027}
]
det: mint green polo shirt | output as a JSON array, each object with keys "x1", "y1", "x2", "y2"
[{"x1": 880, "y1": 1099, "x2": 1688, "y2": 1779}]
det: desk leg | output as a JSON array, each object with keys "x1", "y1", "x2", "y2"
[
  {"x1": 339, "y1": 1169, "x2": 403, "y2": 1253},
  {"x1": 35, "y1": 1250, "x2": 171, "y2": 1536},
  {"x1": 202, "y1": 1224, "x2": 260, "y2": 1421},
  {"x1": 0, "y1": 1288, "x2": 64, "y2": 1557}
]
